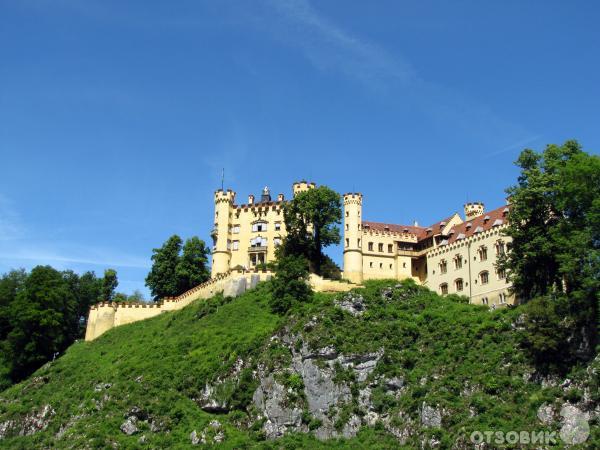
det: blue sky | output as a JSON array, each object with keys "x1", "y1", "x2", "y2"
[{"x1": 1, "y1": 0, "x2": 599, "y2": 297}]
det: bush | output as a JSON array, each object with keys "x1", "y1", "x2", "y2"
[{"x1": 269, "y1": 256, "x2": 313, "y2": 315}]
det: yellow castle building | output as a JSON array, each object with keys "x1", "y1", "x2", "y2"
[{"x1": 212, "y1": 181, "x2": 514, "y2": 307}]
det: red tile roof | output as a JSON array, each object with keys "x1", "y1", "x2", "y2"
[
  {"x1": 362, "y1": 214, "x2": 456, "y2": 241},
  {"x1": 361, "y1": 207, "x2": 508, "y2": 244},
  {"x1": 445, "y1": 205, "x2": 509, "y2": 244}
]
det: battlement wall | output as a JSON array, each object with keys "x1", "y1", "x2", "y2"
[{"x1": 84, "y1": 270, "x2": 274, "y2": 341}]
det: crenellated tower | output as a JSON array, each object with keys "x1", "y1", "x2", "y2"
[
  {"x1": 211, "y1": 189, "x2": 236, "y2": 276},
  {"x1": 343, "y1": 192, "x2": 363, "y2": 283},
  {"x1": 464, "y1": 202, "x2": 485, "y2": 221},
  {"x1": 292, "y1": 180, "x2": 316, "y2": 197}
]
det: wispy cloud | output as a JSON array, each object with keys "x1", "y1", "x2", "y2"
[
  {"x1": 262, "y1": 0, "x2": 536, "y2": 150},
  {"x1": 484, "y1": 135, "x2": 543, "y2": 158},
  {"x1": 264, "y1": 0, "x2": 414, "y2": 89}
]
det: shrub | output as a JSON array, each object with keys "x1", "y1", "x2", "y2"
[{"x1": 269, "y1": 256, "x2": 312, "y2": 315}]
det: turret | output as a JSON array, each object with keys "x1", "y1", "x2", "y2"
[
  {"x1": 464, "y1": 202, "x2": 485, "y2": 221},
  {"x1": 212, "y1": 189, "x2": 236, "y2": 276},
  {"x1": 292, "y1": 180, "x2": 316, "y2": 197},
  {"x1": 343, "y1": 193, "x2": 363, "y2": 283}
]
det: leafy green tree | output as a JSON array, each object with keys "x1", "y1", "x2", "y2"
[
  {"x1": 269, "y1": 255, "x2": 312, "y2": 315},
  {"x1": 0, "y1": 269, "x2": 27, "y2": 341},
  {"x1": 500, "y1": 140, "x2": 600, "y2": 370},
  {"x1": 176, "y1": 237, "x2": 210, "y2": 293},
  {"x1": 7, "y1": 266, "x2": 77, "y2": 381},
  {"x1": 146, "y1": 235, "x2": 183, "y2": 300},
  {"x1": 128, "y1": 290, "x2": 145, "y2": 302},
  {"x1": 279, "y1": 186, "x2": 342, "y2": 275},
  {"x1": 102, "y1": 269, "x2": 118, "y2": 302}
]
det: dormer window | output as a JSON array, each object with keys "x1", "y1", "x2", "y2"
[
  {"x1": 503, "y1": 207, "x2": 509, "y2": 216},
  {"x1": 384, "y1": 226, "x2": 390, "y2": 232},
  {"x1": 466, "y1": 223, "x2": 472, "y2": 229},
  {"x1": 483, "y1": 215, "x2": 491, "y2": 222}
]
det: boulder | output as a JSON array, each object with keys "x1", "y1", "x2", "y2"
[
  {"x1": 120, "y1": 417, "x2": 138, "y2": 435},
  {"x1": 334, "y1": 293, "x2": 366, "y2": 316},
  {"x1": 420, "y1": 403, "x2": 442, "y2": 428}
]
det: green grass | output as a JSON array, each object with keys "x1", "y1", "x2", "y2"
[{"x1": 0, "y1": 280, "x2": 598, "y2": 449}]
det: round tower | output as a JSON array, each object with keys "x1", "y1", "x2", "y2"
[
  {"x1": 343, "y1": 193, "x2": 363, "y2": 284},
  {"x1": 464, "y1": 202, "x2": 485, "y2": 221},
  {"x1": 211, "y1": 189, "x2": 236, "y2": 276}
]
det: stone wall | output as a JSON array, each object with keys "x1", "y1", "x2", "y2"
[{"x1": 84, "y1": 270, "x2": 359, "y2": 342}]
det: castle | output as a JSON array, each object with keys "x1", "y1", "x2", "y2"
[
  {"x1": 212, "y1": 181, "x2": 514, "y2": 307},
  {"x1": 85, "y1": 180, "x2": 514, "y2": 341}
]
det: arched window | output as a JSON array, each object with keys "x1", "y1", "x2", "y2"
[
  {"x1": 495, "y1": 240, "x2": 506, "y2": 255},
  {"x1": 480, "y1": 271, "x2": 489, "y2": 285},
  {"x1": 454, "y1": 254, "x2": 463, "y2": 269},
  {"x1": 368, "y1": 242, "x2": 374, "y2": 251},
  {"x1": 440, "y1": 283, "x2": 448, "y2": 295},
  {"x1": 455, "y1": 278, "x2": 463, "y2": 291}
]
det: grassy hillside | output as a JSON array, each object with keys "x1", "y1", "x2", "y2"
[{"x1": 0, "y1": 280, "x2": 597, "y2": 448}]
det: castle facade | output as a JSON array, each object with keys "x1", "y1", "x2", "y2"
[{"x1": 212, "y1": 181, "x2": 515, "y2": 307}]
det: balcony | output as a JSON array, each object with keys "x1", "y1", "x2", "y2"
[{"x1": 248, "y1": 246, "x2": 267, "y2": 253}]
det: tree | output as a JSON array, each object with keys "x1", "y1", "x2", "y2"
[
  {"x1": 176, "y1": 237, "x2": 210, "y2": 293},
  {"x1": 7, "y1": 266, "x2": 77, "y2": 381},
  {"x1": 269, "y1": 255, "x2": 312, "y2": 314},
  {"x1": 128, "y1": 290, "x2": 145, "y2": 302},
  {"x1": 0, "y1": 269, "x2": 27, "y2": 341},
  {"x1": 279, "y1": 186, "x2": 342, "y2": 275},
  {"x1": 500, "y1": 140, "x2": 600, "y2": 370},
  {"x1": 146, "y1": 235, "x2": 183, "y2": 300},
  {"x1": 102, "y1": 269, "x2": 118, "y2": 302}
]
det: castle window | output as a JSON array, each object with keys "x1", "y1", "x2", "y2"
[
  {"x1": 232, "y1": 240, "x2": 239, "y2": 250},
  {"x1": 369, "y1": 262, "x2": 373, "y2": 268},
  {"x1": 357, "y1": 239, "x2": 361, "y2": 247},
  {"x1": 227, "y1": 239, "x2": 231, "y2": 250},
  {"x1": 378, "y1": 243, "x2": 383, "y2": 252},
  {"x1": 345, "y1": 238, "x2": 349, "y2": 247},
  {"x1": 232, "y1": 225, "x2": 240, "y2": 234},
  {"x1": 440, "y1": 283, "x2": 448, "y2": 295},
  {"x1": 368, "y1": 242, "x2": 374, "y2": 251},
  {"x1": 497, "y1": 267, "x2": 506, "y2": 280},
  {"x1": 495, "y1": 240, "x2": 506, "y2": 255},
  {"x1": 379, "y1": 263, "x2": 383, "y2": 269},
  {"x1": 478, "y1": 246, "x2": 488, "y2": 261},
  {"x1": 388, "y1": 244, "x2": 393, "y2": 253},
  {"x1": 455, "y1": 278, "x2": 463, "y2": 291},
  {"x1": 482, "y1": 297, "x2": 489, "y2": 305},
  {"x1": 274, "y1": 237, "x2": 282, "y2": 247},
  {"x1": 439, "y1": 259, "x2": 447, "y2": 274},
  {"x1": 480, "y1": 271, "x2": 489, "y2": 285},
  {"x1": 252, "y1": 222, "x2": 267, "y2": 232},
  {"x1": 345, "y1": 224, "x2": 349, "y2": 231},
  {"x1": 346, "y1": 211, "x2": 349, "y2": 217},
  {"x1": 250, "y1": 237, "x2": 267, "y2": 247},
  {"x1": 454, "y1": 254, "x2": 462, "y2": 270},
  {"x1": 389, "y1": 264, "x2": 393, "y2": 269},
  {"x1": 275, "y1": 222, "x2": 281, "y2": 231},
  {"x1": 499, "y1": 292, "x2": 507, "y2": 304}
]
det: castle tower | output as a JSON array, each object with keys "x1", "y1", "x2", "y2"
[
  {"x1": 211, "y1": 189, "x2": 236, "y2": 276},
  {"x1": 292, "y1": 180, "x2": 316, "y2": 197},
  {"x1": 464, "y1": 202, "x2": 485, "y2": 221},
  {"x1": 343, "y1": 193, "x2": 363, "y2": 283}
]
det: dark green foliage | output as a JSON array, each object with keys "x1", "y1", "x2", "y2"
[
  {"x1": 270, "y1": 255, "x2": 313, "y2": 314},
  {"x1": 146, "y1": 235, "x2": 183, "y2": 300},
  {"x1": 278, "y1": 185, "x2": 342, "y2": 275},
  {"x1": 500, "y1": 141, "x2": 599, "y2": 370},
  {"x1": 146, "y1": 235, "x2": 210, "y2": 301},
  {"x1": 6, "y1": 266, "x2": 78, "y2": 381},
  {"x1": 176, "y1": 237, "x2": 210, "y2": 293},
  {"x1": 101, "y1": 269, "x2": 118, "y2": 302}
]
